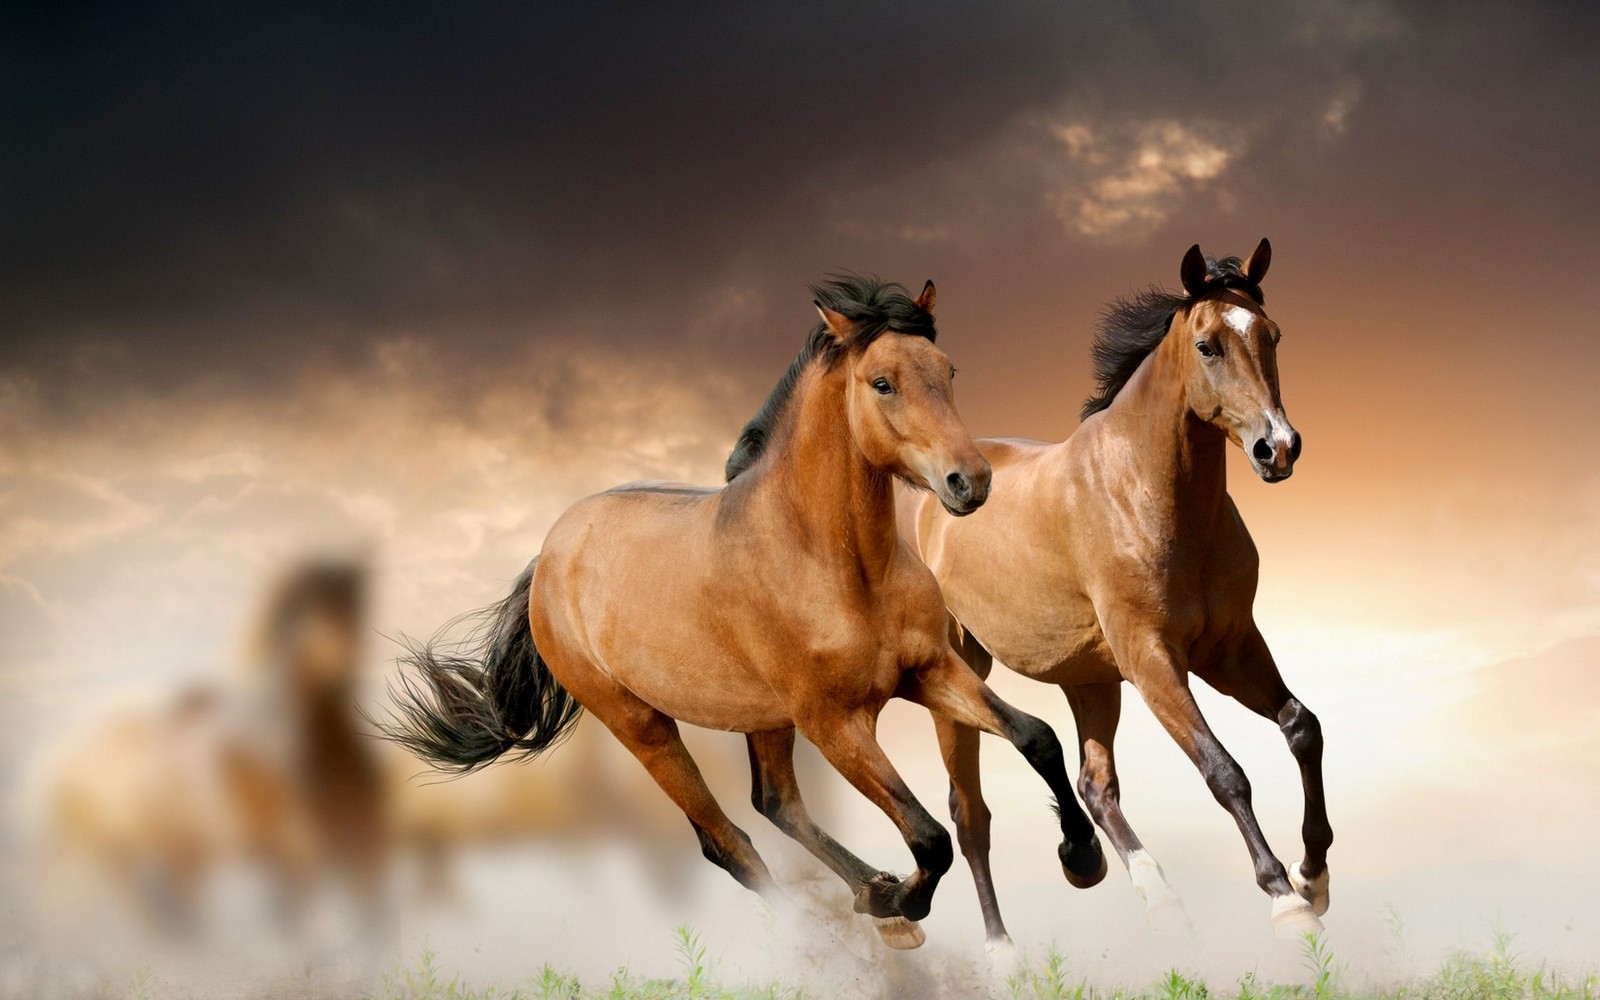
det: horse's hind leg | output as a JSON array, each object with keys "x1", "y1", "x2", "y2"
[
  {"x1": 747, "y1": 728, "x2": 924, "y2": 950},
  {"x1": 930, "y1": 625, "x2": 1013, "y2": 955},
  {"x1": 1063, "y1": 682, "x2": 1187, "y2": 929},
  {"x1": 1113, "y1": 631, "x2": 1318, "y2": 938},
  {"x1": 900, "y1": 651, "x2": 1107, "y2": 891},
  {"x1": 794, "y1": 709, "x2": 954, "y2": 925},
  {"x1": 576, "y1": 683, "x2": 779, "y2": 899},
  {"x1": 1201, "y1": 626, "x2": 1333, "y2": 916}
]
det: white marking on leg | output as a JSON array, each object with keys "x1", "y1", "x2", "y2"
[
  {"x1": 1290, "y1": 861, "x2": 1331, "y2": 916},
  {"x1": 985, "y1": 936, "x2": 1020, "y2": 979},
  {"x1": 1125, "y1": 849, "x2": 1189, "y2": 929},
  {"x1": 1224, "y1": 306, "x2": 1256, "y2": 337}
]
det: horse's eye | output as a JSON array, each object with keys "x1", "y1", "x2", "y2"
[
  {"x1": 950, "y1": 368, "x2": 958, "y2": 381},
  {"x1": 1196, "y1": 342, "x2": 1217, "y2": 358},
  {"x1": 871, "y1": 378, "x2": 894, "y2": 394}
]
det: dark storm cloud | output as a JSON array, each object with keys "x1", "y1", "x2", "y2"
[
  {"x1": 2, "y1": 3, "x2": 1389, "y2": 375},
  {"x1": 3, "y1": 2, "x2": 1077, "y2": 370},
  {"x1": 3, "y1": 1, "x2": 1596, "y2": 394}
]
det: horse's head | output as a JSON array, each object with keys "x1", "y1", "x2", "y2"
[
  {"x1": 816, "y1": 280, "x2": 991, "y2": 515},
  {"x1": 255, "y1": 559, "x2": 367, "y2": 694},
  {"x1": 1173, "y1": 239, "x2": 1300, "y2": 482}
]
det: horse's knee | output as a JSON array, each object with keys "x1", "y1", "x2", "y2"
[
  {"x1": 1012, "y1": 713, "x2": 1065, "y2": 772},
  {"x1": 1203, "y1": 755, "x2": 1252, "y2": 808},
  {"x1": 1279, "y1": 699, "x2": 1323, "y2": 761}
]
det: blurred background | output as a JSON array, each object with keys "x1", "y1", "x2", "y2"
[{"x1": 2, "y1": 1, "x2": 1598, "y2": 996}]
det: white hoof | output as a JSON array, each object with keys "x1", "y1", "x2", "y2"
[
  {"x1": 872, "y1": 915, "x2": 926, "y2": 950},
  {"x1": 1146, "y1": 894, "x2": 1192, "y2": 932},
  {"x1": 985, "y1": 936, "x2": 1020, "y2": 977},
  {"x1": 1271, "y1": 893, "x2": 1324, "y2": 939},
  {"x1": 1289, "y1": 862, "x2": 1330, "y2": 917},
  {"x1": 1126, "y1": 850, "x2": 1190, "y2": 931}
]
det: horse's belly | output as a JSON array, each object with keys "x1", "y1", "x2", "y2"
[
  {"x1": 605, "y1": 645, "x2": 791, "y2": 733},
  {"x1": 947, "y1": 581, "x2": 1112, "y2": 680}
]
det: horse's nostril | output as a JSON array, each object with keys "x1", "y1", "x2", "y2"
[
  {"x1": 1252, "y1": 439, "x2": 1274, "y2": 462},
  {"x1": 945, "y1": 472, "x2": 970, "y2": 499},
  {"x1": 1288, "y1": 432, "x2": 1303, "y2": 462}
]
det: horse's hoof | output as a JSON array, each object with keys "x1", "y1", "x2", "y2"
[
  {"x1": 852, "y1": 871, "x2": 904, "y2": 919},
  {"x1": 873, "y1": 915, "x2": 925, "y2": 950},
  {"x1": 1271, "y1": 893, "x2": 1324, "y2": 939},
  {"x1": 1289, "y1": 862, "x2": 1330, "y2": 917},
  {"x1": 985, "y1": 936, "x2": 1020, "y2": 976},
  {"x1": 1147, "y1": 894, "x2": 1191, "y2": 932},
  {"x1": 1060, "y1": 836, "x2": 1108, "y2": 889}
]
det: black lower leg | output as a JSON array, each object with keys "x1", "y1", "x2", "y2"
[
  {"x1": 983, "y1": 690, "x2": 1104, "y2": 882},
  {"x1": 748, "y1": 742, "x2": 879, "y2": 889},
  {"x1": 1196, "y1": 745, "x2": 1293, "y2": 896},
  {"x1": 1279, "y1": 698, "x2": 1333, "y2": 874}
]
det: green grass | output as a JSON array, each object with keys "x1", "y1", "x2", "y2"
[
  {"x1": 364, "y1": 928, "x2": 803, "y2": 1000},
  {"x1": 1000, "y1": 929, "x2": 1597, "y2": 1000},
  {"x1": 365, "y1": 927, "x2": 1597, "y2": 1000}
]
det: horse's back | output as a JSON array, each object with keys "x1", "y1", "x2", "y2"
[{"x1": 977, "y1": 436, "x2": 1056, "y2": 465}]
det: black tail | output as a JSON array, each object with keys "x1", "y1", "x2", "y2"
[{"x1": 372, "y1": 560, "x2": 582, "y2": 774}]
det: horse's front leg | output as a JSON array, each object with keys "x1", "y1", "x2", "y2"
[
  {"x1": 1063, "y1": 681, "x2": 1189, "y2": 930},
  {"x1": 795, "y1": 709, "x2": 951, "y2": 925},
  {"x1": 1201, "y1": 625, "x2": 1333, "y2": 916},
  {"x1": 1111, "y1": 627, "x2": 1320, "y2": 937},
  {"x1": 898, "y1": 651, "x2": 1107, "y2": 889},
  {"x1": 746, "y1": 728, "x2": 926, "y2": 949}
]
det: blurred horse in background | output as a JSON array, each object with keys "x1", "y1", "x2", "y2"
[{"x1": 40, "y1": 560, "x2": 388, "y2": 941}]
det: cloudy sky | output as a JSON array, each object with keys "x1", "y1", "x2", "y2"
[{"x1": 3, "y1": 0, "x2": 1599, "y2": 985}]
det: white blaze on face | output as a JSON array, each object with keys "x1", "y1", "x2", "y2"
[
  {"x1": 1223, "y1": 305, "x2": 1256, "y2": 338},
  {"x1": 1266, "y1": 409, "x2": 1296, "y2": 449}
]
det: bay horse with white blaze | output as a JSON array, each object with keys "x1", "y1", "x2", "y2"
[
  {"x1": 379, "y1": 276, "x2": 1105, "y2": 950},
  {"x1": 903, "y1": 241, "x2": 1332, "y2": 948}
]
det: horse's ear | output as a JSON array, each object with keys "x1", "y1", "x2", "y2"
[
  {"x1": 1244, "y1": 237, "x2": 1271, "y2": 284},
  {"x1": 814, "y1": 301, "x2": 853, "y2": 339},
  {"x1": 1180, "y1": 243, "x2": 1209, "y2": 297},
  {"x1": 914, "y1": 280, "x2": 937, "y2": 316}
]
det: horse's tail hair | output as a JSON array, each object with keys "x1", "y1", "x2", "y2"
[{"x1": 371, "y1": 560, "x2": 582, "y2": 774}]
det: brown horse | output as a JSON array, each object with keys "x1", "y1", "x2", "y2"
[
  {"x1": 378, "y1": 276, "x2": 1105, "y2": 950},
  {"x1": 903, "y1": 241, "x2": 1330, "y2": 949}
]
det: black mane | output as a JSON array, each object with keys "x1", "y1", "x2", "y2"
[
  {"x1": 724, "y1": 275, "x2": 936, "y2": 482},
  {"x1": 1079, "y1": 254, "x2": 1264, "y2": 420}
]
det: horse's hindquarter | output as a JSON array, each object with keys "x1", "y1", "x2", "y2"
[
  {"x1": 914, "y1": 437, "x2": 1115, "y2": 683},
  {"x1": 530, "y1": 486, "x2": 797, "y2": 732}
]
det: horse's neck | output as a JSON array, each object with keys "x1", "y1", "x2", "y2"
[
  {"x1": 762, "y1": 365, "x2": 898, "y2": 573},
  {"x1": 1101, "y1": 339, "x2": 1228, "y2": 523}
]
